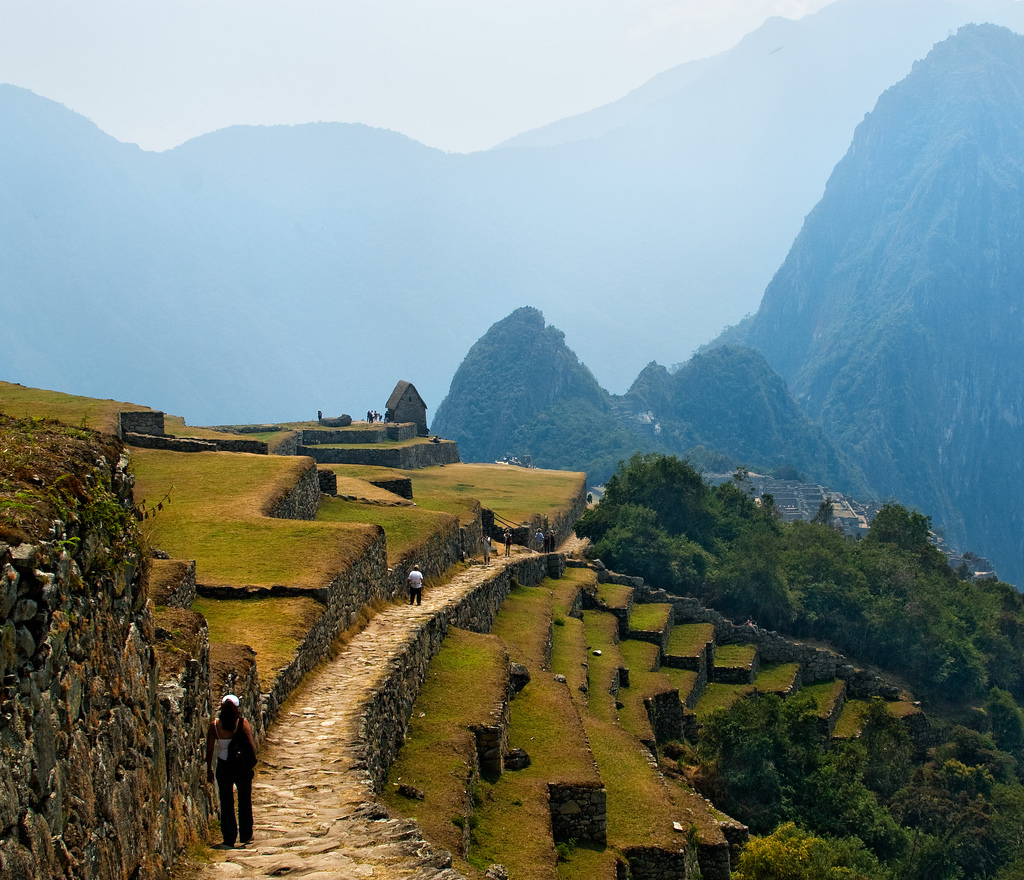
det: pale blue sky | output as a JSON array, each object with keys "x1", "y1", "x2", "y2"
[{"x1": 0, "y1": 0, "x2": 833, "y2": 152}]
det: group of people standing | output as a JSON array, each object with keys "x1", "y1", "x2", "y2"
[
  {"x1": 535, "y1": 529, "x2": 556, "y2": 553},
  {"x1": 366, "y1": 409, "x2": 383, "y2": 423}
]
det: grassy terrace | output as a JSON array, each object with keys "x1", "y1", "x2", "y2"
[
  {"x1": 475, "y1": 583, "x2": 600, "y2": 880},
  {"x1": 326, "y1": 462, "x2": 585, "y2": 528},
  {"x1": 0, "y1": 380, "x2": 151, "y2": 434},
  {"x1": 617, "y1": 640, "x2": 671, "y2": 746},
  {"x1": 193, "y1": 595, "x2": 323, "y2": 690},
  {"x1": 386, "y1": 581, "x2": 601, "y2": 880},
  {"x1": 628, "y1": 603, "x2": 672, "y2": 633},
  {"x1": 380, "y1": 628, "x2": 509, "y2": 873},
  {"x1": 754, "y1": 662, "x2": 801, "y2": 694},
  {"x1": 694, "y1": 683, "x2": 756, "y2": 720},
  {"x1": 132, "y1": 448, "x2": 378, "y2": 588},
  {"x1": 584, "y1": 611, "x2": 625, "y2": 723},
  {"x1": 662, "y1": 668, "x2": 700, "y2": 705},
  {"x1": 410, "y1": 464, "x2": 585, "y2": 526},
  {"x1": 802, "y1": 679, "x2": 847, "y2": 718},
  {"x1": 316, "y1": 497, "x2": 455, "y2": 564},
  {"x1": 551, "y1": 570, "x2": 594, "y2": 707},
  {"x1": 666, "y1": 623, "x2": 715, "y2": 658},
  {"x1": 332, "y1": 476, "x2": 412, "y2": 504},
  {"x1": 713, "y1": 643, "x2": 757, "y2": 668},
  {"x1": 595, "y1": 582, "x2": 633, "y2": 610}
]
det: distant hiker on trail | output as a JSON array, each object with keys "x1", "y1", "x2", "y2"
[
  {"x1": 317, "y1": 410, "x2": 322, "y2": 422},
  {"x1": 546, "y1": 529, "x2": 555, "y2": 552},
  {"x1": 535, "y1": 529, "x2": 544, "y2": 552},
  {"x1": 206, "y1": 694, "x2": 257, "y2": 849},
  {"x1": 504, "y1": 528, "x2": 512, "y2": 557},
  {"x1": 483, "y1": 535, "x2": 491, "y2": 565},
  {"x1": 408, "y1": 565, "x2": 424, "y2": 605}
]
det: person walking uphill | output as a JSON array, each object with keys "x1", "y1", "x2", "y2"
[
  {"x1": 206, "y1": 694, "x2": 258, "y2": 848},
  {"x1": 408, "y1": 564, "x2": 424, "y2": 605}
]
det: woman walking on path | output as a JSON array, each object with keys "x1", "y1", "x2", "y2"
[{"x1": 206, "y1": 695, "x2": 258, "y2": 848}]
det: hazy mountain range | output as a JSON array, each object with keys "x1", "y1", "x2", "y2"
[
  {"x1": 4, "y1": 0, "x2": 1024, "y2": 425},
  {"x1": 716, "y1": 22, "x2": 1024, "y2": 586},
  {"x1": 431, "y1": 306, "x2": 866, "y2": 495},
  {"x1": 437, "y1": 24, "x2": 1024, "y2": 584}
]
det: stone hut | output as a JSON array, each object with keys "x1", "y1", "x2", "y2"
[{"x1": 386, "y1": 380, "x2": 428, "y2": 436}]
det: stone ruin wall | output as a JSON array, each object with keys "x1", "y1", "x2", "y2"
[
  {"x1": 266, "y1": 460, "x2": 322, "y2": 521},
  {"x1": 297, "y1": 440, "x2": 460, "y2": 469},
  {"x1": 548, "y1": 782, "x2": 607, "y2": 844},
  {"x1": 634, "y1": 585, "x2": 902, "y2": 698},
  {"x1": 0, "y1": 455, "x2": 210, "y2": 880},
  {"x1": 357, "y1": 554, "x2": 551, "y2": 794}
]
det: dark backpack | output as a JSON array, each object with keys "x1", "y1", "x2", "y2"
[{"x1": 228, "y1": 719, "x2": 257, "y2": 773}]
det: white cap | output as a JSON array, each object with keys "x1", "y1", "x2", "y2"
[{"x1": 222, "y1": 694, "x2": 240, "y2": 707}]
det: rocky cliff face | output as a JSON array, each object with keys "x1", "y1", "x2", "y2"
[
  {"x1": 0, "y1": 417, "x2": 210, "y2": 879},
  {"x1": 718, "y1": 25, "x2": 1024, "y2": 583}
]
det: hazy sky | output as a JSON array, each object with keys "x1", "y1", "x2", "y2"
[{"x1": 0, "y1": 1, "x2": 834, "y2": 153}]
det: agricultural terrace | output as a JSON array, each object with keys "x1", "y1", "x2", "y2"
[
  {"x1": 387, "y1": 563, "x2": 722, "y2": 878},
  {"x1": 0, "y1": 380, "x2": 152, "y2": 434},
  {"x1": 131, "y1": 448, "x2": 378, "y2": 589},
  {"x1": 327, "y1": 462, "x2": 586, "y2": 526}
]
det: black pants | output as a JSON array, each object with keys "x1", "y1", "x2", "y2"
[
  {"x1": 410, "y1": 586, "x2": 422, "y2": 605},
  {"x1": 216, "y1": 759, "x2": 253, "y2": 845}
]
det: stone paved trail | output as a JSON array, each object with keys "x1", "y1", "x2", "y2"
[{"x1": 198, "y1": 552, "x2": 535, "y2": 880}]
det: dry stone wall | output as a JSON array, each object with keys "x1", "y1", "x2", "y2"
[
  {"x1": 266, "y1": 461, "x2": 321, "y2": 520},
  {"x1": 0, "y1": 455, "x2": 209, "y2": 880},
  {"x1": 297, "y1": 440, "x2": 460, "y2": 468},
  {"x1": 357, "y1": 555, "x2": 552, "y2": 793},
  {"x1": 119, "y1": 410, "x2": 165, "y2": 437},
  {"x1": 634, "y1": 584, "x2": 901, "y2": 697},
  {"x1": 261, "y1": 531, "x2": 390, "y2": 729},
  {"x1": 548, "y1": 782, "x2": 607, "y2": 843}
]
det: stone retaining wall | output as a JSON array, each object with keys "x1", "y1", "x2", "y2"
[
  {"x1": 125, "y1": 432, "x2": 216, "y2": 453},
  {"x1": 635, "y1": 585, "x2": 901, "y2": 697},
  {"x1": 471, "y1": 652, "x2": 511, "y2": 777},
  {"x1": 150, "y1": 559, "x2": 197, "y2": 609},
  {"x1": 387, "y1": 424, "x2": 418, "y2": 442},
  {"x1": 624, "y1": 845, "x2": 698, "y2": 880},
  {"x1": 269, "y1": 432, "x2": 300, "y2": 457},
  {"x1": 370, "y1": 478, "x2": 413, "y2": 500},
  {"x1": 297, "y1": 440, "x2": 461, "y2": 468},
  {"x1": 302, "y1": 427, "x2": 386, "y2": 445},
  {"x1": 551, "y1": 479, "x2": 589, "y2": 546},
  {"x1": 645, "y1": 689, "x2": 685, "y2": 744},
  {"x1": 0, "y1": 454, "x2": 209, "y2": 880},
  {"x1": 385, "y1": 519, "x2": 463, "y2": 601},
  {"x1": 266, "y1": 461, "x2": 321, "y2": 520},
  {"x1": 357, "y1": 555, "x2": 553, "y2": 793},
  {"x1": 548, "y1": 782, "x2": 607, "y2": 843},
  {"x1": 123, "y1": 432, "x2": 268, "y2": 455},
  {"x1": 300, "y1": 424, "x2": 416, "y2": 445},
  {"x1": 261, "y1": 531, "x2": 390, "y2": 729},
  {"x1": 318, "y1": 469, "x2": 338, "y2": 495},
  {"x1": 120, "y1": 410, "x2": 165, "y2": 437},
  {"x1": 821, "y1": 682, "x2": 847, "y2": 738}
]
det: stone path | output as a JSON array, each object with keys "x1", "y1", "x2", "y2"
[{"x1": 198, "y1": 551, "x2": 536, "y2": 880}]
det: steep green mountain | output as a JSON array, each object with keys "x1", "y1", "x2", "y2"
[
  {"x1": 717, "y1": 24, "x2": 1024, "y2": 584},
  {"x1": 430, "y1": 307, "x2": 638, "y2": 477},
  {"x1": 621, "y1": 347, "x2": 866, "y2": 493},
  {"x1": 433, "y1": 309, "x2": 864, "y2": 490}
]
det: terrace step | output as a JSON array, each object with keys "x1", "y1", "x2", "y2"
[{"x1": 712, "y1": 643, "x2": 760, "y2": 685}]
